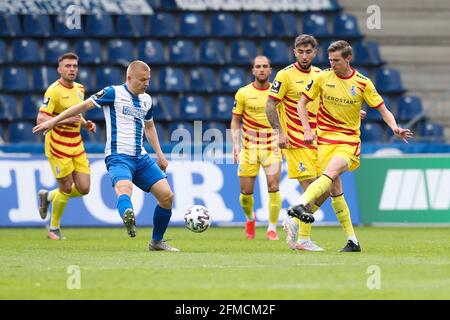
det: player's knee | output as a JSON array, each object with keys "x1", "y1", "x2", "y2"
[
  {"x1": 77, "y1": 185, "x2": 90, "y2": 195},
  {"x1": 159, "y1": 190, "x2": 174, "y2": 208},
  {"x1": 267, "y1": 184, "x2": 279, "y2": 193},
  {"x1": 59, "y1": 185, "x2": 72, "y2": 194}
]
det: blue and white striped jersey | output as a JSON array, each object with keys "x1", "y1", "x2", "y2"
[{"x1": 89, "y1": 84, "x2": 154, "y2": 157}]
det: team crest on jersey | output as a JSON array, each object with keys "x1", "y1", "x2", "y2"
[
  {"x1": 270, "y1": 80, "x2": 282, "y2": 94},
  {"x1": 298, "y1": 162, "x2": 306, "y2": 172},
  {"x1": 55, "y1": 166, "x2": 60, "y2": 176},
  {"x1": 93, "y1": 89, "x2": 106, "y2": 100},
  {"x1": 305, "y1": 80, "x2": 314, "y2": 91},
  {"x1": 350, "y1": 85, "x2": 357, "y2": 96},
  {"x1": 77, "y1": 91, "x2": 84, "y2": 100},
  {"x1": 42, "y1": 97, "x2": 50, "y2": 106}
]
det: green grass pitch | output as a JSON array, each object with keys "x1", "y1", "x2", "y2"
[{"x1": 1, "y1": 226, "x2": 449, "y2": 300}]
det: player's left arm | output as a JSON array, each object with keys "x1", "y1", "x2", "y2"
[
  {"x1": 376, "y1": 104, "x2": 413, "y2": 143},
  {"x1": 144, "y1": 120, "x2": 168, "y2": 172},
  {"x1": 79, "y1": 115, "x2": 96, "y2": 133}
]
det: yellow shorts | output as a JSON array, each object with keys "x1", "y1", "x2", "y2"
[
  {"x1": 238, "y1": 147, "x2": 282, "y2": 177},
  {"x1": 282, "y1": 147, "x2": 319, "y2": 181},
  {"x1": 317, "y1": 144, "x2": 360, "y2": 175},
  {"x1": 48, "y1": 152, "x2": 91, "y2": 179}
]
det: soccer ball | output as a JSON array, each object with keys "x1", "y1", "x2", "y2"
[{"x1": 184, "y1": 205, "x2": 211, "y2": 233}]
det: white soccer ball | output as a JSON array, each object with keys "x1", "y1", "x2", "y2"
[{"x1": 184, "y1": 205, "x2": 211, "y2": 233}]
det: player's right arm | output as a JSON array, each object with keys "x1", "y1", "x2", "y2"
[
  {"x1": 297, "y1": 77, "x2": 321, "y2": 144},
  {"x1": 231, "y1": 89, "x2": 245, "y2": 164},
  {"x1": 36, "y1": 87, "x2": 81, "y2": 126},
  {"x1": 267, "y1": 71, "x2": 289, "y2": 148}
]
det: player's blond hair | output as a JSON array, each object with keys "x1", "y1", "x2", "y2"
[{"x1": 328, "y1": 40, "x2": 353, "y2": 58}]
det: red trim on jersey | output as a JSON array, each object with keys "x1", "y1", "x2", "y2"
[
  {"x1": 318, "y1": 107, "x2": 345, "y2": 125},
  {"x1": 268, "y1": 95, "x2": 281, "y2": 102},
  {"x1": 336, "y1": 67, "x2": 355, "y2": 80},
  {"x1": 302, "y1": 92, "x2": 313, "y2": 101},
  {"x1": 372, "y1": 101, "x2": 384, "y2": 109},
  {"x1": 317, "y1": 137, "x2": 359, "y2": 146},
  {"x1": 58, "y1": 79, "x2": 74, "y2": 89},
  {"x1": 317, "y1": 119, "x2": 357, "y2": 135},
  {"x1": 232, "y1": 112, "x2": 242, "y2": 117},
  {"x1": 39, "y1": 110, "x2": 53, "y2": 116},
  {"x1": 357, "y1": 86, "x2": 365, "y2": 93},
  {"x1": 356, "y1": 81, "x2": 366, "y2": 87},
  {"x1": 284, "y1": 96, "x2": 298, "y2": 105},
  {"x1": 242, "y1": 117, "x2": 259, "y2": 131},
  {"x1": 50, "y1": 145, "x2": 85, "y2": 158},
  {"x1": 242, "y1": 112, "x2": 270, "y2": 129},
  {"x1": 58, "y1": 123, "x2": 79, "y2": 129},
  {"x1": 50, "y1": 134, "x2": 83, "y2": 147},
  {"x1": 251, "y1": 82, "x2": 270, "y2": 91},
  {"x1": 294, "y1": 62, "x2": 311, "y2": 74},
  {"x1": 52, "y1": 127, "x2": 81, "y2": 138},
  {"x1": 287, "y1": 131, "x2": 316, "y2": 150},
  {"x1": 49, "y1": 150, "x2": 63, "y2": 158}
]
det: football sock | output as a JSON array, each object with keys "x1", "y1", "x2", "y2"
[
  {"x1": 69, "y1": 184, "x2": 84, "y2": 198},
  {"x1": 152, "y1": 205, "x2": 172, "y2": 241},
  {"x1": 239, "y1": 193, "x2": 254, "y2": 221},
  {"x1": 268, "y1": 191, "x2": 281, "y2": 226},
  {"x1": 331, "y1": 194, "x2": 357, "y2": 243},
  {"x1": 298, "y1": 174, "x2": 333, "y2": 206},
  {"x1": 50, "y1": 189, "x2": 70, "y2": 229},
  {"x1": 117, "y1": 194, "x2": 133, "y2": 219},
  {"x1": 267, "y1": 223, "x2": 277, "y2": 232},
  {"x1": 48, "y1": 189, "x2": 58, "y2": 202},
  {"x1": 299, "y1": 204, "x2": 320, "y2": 240}
]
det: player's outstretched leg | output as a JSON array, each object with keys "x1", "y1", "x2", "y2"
[{"x1": 286, "y1": 204, "x2": 315, "y2": 223}]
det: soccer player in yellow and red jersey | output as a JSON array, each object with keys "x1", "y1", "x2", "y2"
[
  {"x1": 36, "y1": 52, "x2": 96, "y2": 240},
  {"x1": 290, "y1": 40, "x2": 412, "y2": 251},
  {"x1": 231, "y1": 56, "x2": 282, "y2": 240}
]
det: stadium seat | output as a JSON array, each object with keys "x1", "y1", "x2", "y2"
[
  {"x1": 54, "y1": 14, "x2": 83, "y2": 37},
  {"x1": 312, "y1": 40, "x2": 330, "y2": 66},
  {"x1": 367, "y1": 41, "x2": 385, "y2": 66},
  {"x1": 116, "y1": 15, "x2": 146, "y2": 37},
  {"x1": 137, "y1": 39, "x2": 165, "y2": 64},
  {"x1": 397, "y1": 96, "x2": 423, "y2": 122},
  {"x1": 364, "y1": 95, "x2": 392, "y2": 122},
  {"x1": 149, "y1": 13, "x2": 177, "y2": 37},
  {"x1": 84, "y1": 106, "x2": 105, "y2": 121},
  {"x1": 154, "y1": 122, "x2": 166, "y2": 143},
  {"x1": 77, "y1": 67, "x2": 95, "y2": 91},
  {"x1": 169, "y1": 40, "x2": 196, "y2": 64},
  {"x1": 96, "y1": 67, "x2": 123, "y2": 89},
  {"x1": 375, "y1": 68, "x2": 405, "y2": 94},
  {"x1": 241, "y1": 13, "x2": 268, "y2": 37},
  {"x1": 302, "y1": 13, "x2": 329, "y2": 37},
  {"x1": 107, "y1": 39, "x2": 135, "y2": 66},
  {"x1": 419, "y1": 122, "x2": 444, "y2": 142},
  {"x1": 333, "y1": 13, "x2": 361, "y2": 38},
  {"x1": 210, "y1": 13, "x2": 238, "y2": 37},
  {"x1": 12, "y1": 39, "x2": 41, "y2": 64},
  {"x1": 32, "y1": 66, "x2": 59, "y2": 91},
  {"x1": 152, "y1": 95, "x2": 176, "y2": 121},
  {"x1": 43, "y1": 39, "x2": 71, "y2": 64},
  {"x1": 353, "y1": 41, "x2": 377, "y2": 66},
  {"x1": 8, "y1": 122, "x2": 37, "y2": 143},
  {"x1": 158, "y1": 0, "x2": 177, "y2": 9},
  {"x1": 211, "y1": 95, "x2": 234, "y2": 120},
  {"x1": 159, "y1": 67, "x2": 185, "y2": 92},
  {"x1": 200, "y1": 40, "x2": 227, "y2": 65},
  {"x1": 179, "y1": 12, "x2": 207, "y2": 37},
  {"x1": 271, "y1": 13, "x2": 298, "y2": 37},
  {"x1": 86, "y1": 14, "x2": 115, "y2": 37},
  {"x1": 0, "y1": 95, "x2": 18, "y2": 121},
  {"x1": 168, "y1": 121, "x2": 195, "y2": 141},
  {"x1": 220, "y1": 67, "x2": 247, "y2": 93},
  {"x1": 75, "y1": 39, "x2": 103, "y2": 64},
  {"x1": 188, "y1": 67, "x2": 217, "y2": 93},
  {"x1": 230, "y1": 40, "x2": 257, "y2": 65},
  {"x1": 23, "y1": 14, "x2": 52, "y2": 37},
  {"x1": 0, "y1": 125, "x2": 4, "y2": 144},
  {"x1": 262, "y1": 40, "x2": 291, "y2": 65},
  {"x1": 21, "y1": 95, "x2": 42, "y2": 121},
  {"x1": 356, "y1": 67, "x2": 370, "y2": 78},
  {"x1": 361, "y1": 122, "x2": 383, "y2": 142},
  {"x1": 0, "y1": 14, "x2": 21, "y2": 37},
  {"x1": 179, "y1": 95, "x2": 207, "y2": 120},
  {"x1": 1, "y1": 67, "x2": 30, "y2": 92},
  {"x1": 0, "y1": 40, "x2": 8, "y2": 64}
]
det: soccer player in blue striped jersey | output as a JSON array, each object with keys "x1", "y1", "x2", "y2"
[{"x1": 33, "y1": 60, "x2": 179, "y2": 252}]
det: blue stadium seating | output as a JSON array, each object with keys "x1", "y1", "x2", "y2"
[
  {"x1": 96, "y1": 67, "x2": 123, "y2": 89},
  {"x1": 32, "y1": 66, "x2": 59, "y2": 91},
  {"x1": 0, "y1": 14, "x2": 21, "y2": 37},
  {"x1": 302, "y1": 13, "x2": 329, "y2": 37},
  {"x1": 1, "y1": 67, "x2": 30, "y2": 92},
  {"x1": 21, "y1": 95, "x2": 42, "y2": 121},
  {"x1": 200, "y1": 40, "x2": 227, "y2": 65},
  {"x1": 179, "y1": 12, "x2": 207, "y2": 37},
  {"x1": 397, "y1": 96, "x2": 423, "y2": 122},
  {"x1": 43, "y1": 39, "x2": 71, "y2": 63},
  {"x1": 357, "y1": 67, "x2": 370, "y2": 77},
  {"x1": 419, "y1": 122, "x2": 444, "y2": 142},
  {"x1": 0, "y1": 40, "x2": 8, "y2": 64},
  {"x1": 353, "y1": 41, "x2": 377, "y2": 66},
  {"x1": 0, "y1": 95, "x2": 18, "y2": 121},
  {"x1": 210, "y1": 13, "x2": 238, "y2": 37},
  {"x1": 180, "y1": 95, "x2": 207, "y2": 120},
  {"x1": 169, "y1": 40, "x2": 196, "y2": 64},
  {"x1": 367, "y1": 41, "x2": 385, "y2": 65},
  {"x1": 77, "y1": 67, "x2": 95, "y2": 91},
  {"x1": 364, "y1": 95, "x2": 392, "y2": 122},
  {"x1": 8, "y1": 122, "x2": 37, "y2": 143},
  {"x1": 154, "y1": 122, "x2": 166, "y2": 143},
  {"x1": 271, "y1": 13, "x2": 298, "y2": 37},
  {"x1": 116, "y1": 15, "x2": 146, "y2": 37},
  {"x1": 138, "y1": 40, "x2": 165, "y2": 64},
  {"x1": 152, "y1": 95, "x2": 176, "y2": 121},
  {"x1": 54, "y1": 14, "x2": 83, "y2": 37},
  {"x1": 107, "y1": 39, "x2": 135, "y2": 66},
  {"x1": 158, "y1": 0, "x2": 177, "y2": 9},
  {"x1": 333, "y1": 13, "x2": 361, "y2": 38},
  {"x1": 0, "y1": 125, "x2": 4, "y2": 143},
  {"x1": 81, "y1": 127, "x2": 105, "y2": 143},
  {"x1": 220, "y1": 67, "x2": 247, "y2": 93},
  {"x1": 188, "y1": 67, "x2": 217, "y2": 93},
  {"x1": 159, "y1": 67, "x2": 185, "y2": 92},
  {"x1": 312, "y1": 40, "x2": 330, "y2": 66},
  {"x1": 149, "y1": 13, "x2": 177, "y2": 37},
  {"x1": 211, "y1": 95, "x2": 234, "y2": 120},
  {"x1": 375, "y1": 68, "x2": 405, "y2": 94},
  {"x1": 12, "y1": 39, "x2": 40, "y2": 64},
  {"x1": 86, "y1": 14, "x2": 115, "y2": 37},
  {"x1": 230, "y1": 40, "x2": 257, "y2": 65},
  {"x1": 75, "y1": 39, "x2": 103, "y2": 64},
  {"x1": 84, "y1": 106, "x2": 105, "y2": 121},
  {"x1": 241, "y1": 13, "x2": 268, "y2": 37},
  {"x1": 361, "y1": 122, "x2": 383, "y2": 142},
  {"x1": 262, "y1": 40, "x2": 291, "y2": 65},
  {"x1": 23, "y1": 14, "x2": 52, "y2": 37}
]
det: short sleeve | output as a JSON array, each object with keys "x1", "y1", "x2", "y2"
[
  {"x1": 232, "y1": 88, "x2": 245, "y2": 116},
  {"x1": 39, "y1": 87, "x2": 58, "y2": 115},
  {"x1": 364, "y1": 79, "x2": 384, "y2": 108},
  {"x1": 302, "y1": 73, "x2": 322, "y2": 102},
  {"x1": 144, "y1": 108, "x2": 153, "y2": 121},
  {"x1": 89, "y1": 86, "x2": 115, "y2": 108},
  {"x1": 268, "y1": 69, "x2": 287, "y2": 102}
]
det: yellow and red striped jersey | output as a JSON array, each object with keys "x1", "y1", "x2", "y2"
[
  {"x1": 303, "y1": 67, "x2": 384, "y2": 147},
  {"x1": 39, "y1": 80, "x2": 86, "y2": 158},
  {"x1": 268, "y1": 62, "x2": 322, "y2": 150},
  {"x1": 233, "y1": 82, "x2": 276, "y2": 150}
]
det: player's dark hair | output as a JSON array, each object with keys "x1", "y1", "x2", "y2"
[
  {"x1": 58, "y1": 52, "x2": 79, "y2": 64},
  {"x1": 328, "y1": 40, "x2": 353, "y2": 58},
  {"x1": 294, "y1": 34, "x2": 318, "y2": 48}
]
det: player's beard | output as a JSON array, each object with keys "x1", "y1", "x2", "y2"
[{"x1": 297, "y1": 61, "x2": 312, "y2": 71}]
